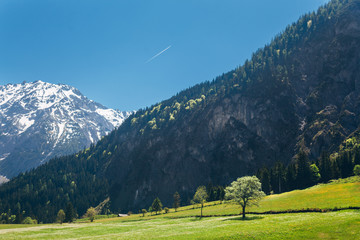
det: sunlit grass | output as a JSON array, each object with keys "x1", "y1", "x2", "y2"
[
  {"x1": 0, "y1": 211, "x2": 359, "y2": 239},
  {"x1": 0, "y1": 176, "x2": 359, "y2": 239}
]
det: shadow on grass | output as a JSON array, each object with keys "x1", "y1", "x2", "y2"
[
  {"x1": 189, "y1": 217, "x2": 209, "y2": 221},
  {"x1": 223, "y1": 216, "x2": 264, "y2": 221}
]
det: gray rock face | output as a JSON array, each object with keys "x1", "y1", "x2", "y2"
[{"x1": 0, "y1": 80, "x2": 132, "y2": 178}]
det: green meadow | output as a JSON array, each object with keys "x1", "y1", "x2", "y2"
[{"x1": 0, "y1": 177, "x2": 359, "y2": 240}]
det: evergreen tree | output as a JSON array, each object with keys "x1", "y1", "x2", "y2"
[
  {"x1": 339, "y1": 152, "x2": 353, "y2": 178},
  {"x1": 354, "y1": 148, "x2": 360, "y2": 165},
  {"x1": 258, "y1": 167, "x2": 271, "y2": 195},
  {"x1": 331, "y1": 158, "x2": 341, "y2": 179},
  {"x1": 319, "y1": 151, "x2": 331, "y2": 183},
  {"x1": 65, "y1": 202, "x2": 75, "y2": 223},
  {"x1": 285, "y1": 164, "x2": 296, "y2": 191},
  {"x1": 15, "y1": 210, "x2": 23, "y2": 224},
  {"x1": 173, "y1": 192, "x2": 181, "y2": 212},
  {"x1": 295, "y1": 151, "x2": 312, "y2": 189},
  {"x1": 151, "y1": 197, "x2": 163, "y2": 215}
]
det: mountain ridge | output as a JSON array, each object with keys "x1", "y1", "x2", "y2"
[{"x1": 0, "y1": 80, "x2": 133, "y2": 178}]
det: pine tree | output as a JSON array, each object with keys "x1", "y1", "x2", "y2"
[
  {"x1": 285, "y1": 164, "x2": 296, "y2": 191},
  {"x1": 319, "y1": 151, "x2": 331, "y2": 183},
  {"x1": 151, "y1": 197, "x2": 163, "y2": 215},
  {"x1": 259, "y1": 168, "x2": 271, "y2": 195},
  {"x1": 173, "y1": 192, "x2": 181, "y2": 212},
  {"x1": 65, "y1": 202, "x2": 75, "y2": 223},
  {"x1": 295, "y1": 151, "x2": 312, "y2": 189},
  {"x1": 354, "y1": 148, "x2": 360, "y2": 165}
]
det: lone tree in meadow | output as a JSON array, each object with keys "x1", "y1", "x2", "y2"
[
  {"x1": 225, "y1": 176, "x2": 265, "y2": 219},
  {"x1": 141, "y1": 209, "x2": 147, "y2": 217},
  {"x1": 193, "y1": 186, "x2": 208, "y2": 218},
  {"x1": 85, "y1": 207, "x2": 97, "y2": 222},
  {"x1": 173, "y1": 191, "x2": 181, "y2": 212},
  {"x1": 56, "y1": 209, "x2": 65, "y2": 224},
  {"x1": 151, "y1": 197, "x2": 163, "y2": 215}
]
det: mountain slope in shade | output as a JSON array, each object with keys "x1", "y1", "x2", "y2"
[{"x1": 0, "y1": 80, "x2": 132, "y2": 178}]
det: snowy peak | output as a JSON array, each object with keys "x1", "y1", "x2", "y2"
[{"x1": 0, "y1": 80, "x2": 133, "y2": 178}]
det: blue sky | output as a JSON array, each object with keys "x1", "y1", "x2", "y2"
[{"x1": 0, "y1": 0, "x2": 329, "y2": 111}]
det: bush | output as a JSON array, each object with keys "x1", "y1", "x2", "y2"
[
  {"x1": 164, "y1": 207, "x2": 169, "y2": 214},
  {"x1": 354, "y1": 165, "x2": 360, "y2": 176},
  {"x1": 22, "y1": 217, "x2": 37, "y2": 224}
]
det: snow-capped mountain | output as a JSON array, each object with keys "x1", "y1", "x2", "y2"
[{"x1": 0, "y1": 80, "x2": 133, "y2": 179}]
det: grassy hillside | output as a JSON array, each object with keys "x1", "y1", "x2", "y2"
[{"x1": 0, "y1": 177, "x2": 359, "y2": 239}]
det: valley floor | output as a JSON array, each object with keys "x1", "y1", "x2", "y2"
[
  {"x1": 0, "y1": 210, "x2": 359, "y2": 239},
  {"x1": 0, "y1": 177, "x2": 359, "y2": 239}
]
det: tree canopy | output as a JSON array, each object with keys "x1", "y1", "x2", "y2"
[
  {"x1": 193, "y1": 186, "x2": 208, "y2": 218},
  {"x1": 225, "y1": 176, "x2": 265, "y2": 218},
  {"x1": 151, "y1": 197, "x2": 163, "y2": 215}
]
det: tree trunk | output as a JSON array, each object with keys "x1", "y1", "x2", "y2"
[
  {"x1": 242, "y1": 204, "x2": 246, "y2": 219},
  {"x1": 201, "y1": 204, "x2": 203, "y2": 218}
]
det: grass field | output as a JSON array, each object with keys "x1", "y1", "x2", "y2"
[
  {"x1": 0, "y1": 177, "x2": 359, "y2": 239},
  {"x1": 0, "y1": 211, "x2": 359, "y2": 239}
]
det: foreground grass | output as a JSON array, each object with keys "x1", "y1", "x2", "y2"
[
  {"x1": 0, "y1": 211, "x2": 359, "y2": 239},
  {"x1": 0, "y1": 177, "x2": 359, "y2": 239}
]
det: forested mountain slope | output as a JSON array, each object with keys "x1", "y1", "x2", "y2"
[
  {"x1": 106, "y1": 0, "x2": 360, "y2": 211},
  {"x1": 1, "y1": 0, "x2": 359, "y2": 222}
]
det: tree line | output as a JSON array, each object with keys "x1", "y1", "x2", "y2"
[{"x1": 257, "y1": 149, "x2": 360, "y2": 195}]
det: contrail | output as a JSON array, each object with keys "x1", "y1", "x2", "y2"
[{"x1": 146, "y1": 45, "x2": 172, "y2": 63}]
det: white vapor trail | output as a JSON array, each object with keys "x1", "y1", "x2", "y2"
[{"x1": 146, "y1": 45, "x2": 172, "y2": 63}]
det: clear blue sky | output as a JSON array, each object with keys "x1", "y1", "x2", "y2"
[{"x1": 0, "y1": 0, "x2": 329, "y2": 111}]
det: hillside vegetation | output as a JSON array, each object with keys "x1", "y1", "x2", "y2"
[{"x1": 0, "y1": 177, "x2": 359, "y2": 239}]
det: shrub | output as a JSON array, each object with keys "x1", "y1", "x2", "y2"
[{"x1": 354, "y1": 165, "x2": 360, "y2": 176}]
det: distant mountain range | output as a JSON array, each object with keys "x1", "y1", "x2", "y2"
[{"x1": 0, "y1": 80, "x2": 133, "y2": 179}]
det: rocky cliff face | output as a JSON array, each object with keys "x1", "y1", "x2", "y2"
[
  {"x1": 0, "y1": 80, "x2": 132, "y2": 178},
  {"x1": 106, "y1": 0, "x2": 360, "y2": 210}
]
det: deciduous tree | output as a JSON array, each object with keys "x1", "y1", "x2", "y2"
[
  {"x1": 225, "y1": 176, "x2": 265, "y2": 219},
  {"x1": 85, "y1": 207, "x2": 96, "y2": 222},
  {"x1": 193, "y1": 186, "x2": 208, "y2": 218},
  {"x1": 57, "y1": 209, "x2": 65, "y2": 224}
]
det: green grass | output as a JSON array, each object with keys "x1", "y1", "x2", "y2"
[
  {"x1": 131, "y1": 176, "x2": 360, "y2": 218},
  {"x1": 0, "y1": 176, "x2": 359, "y2": 239},
  {"x1": 0, "y1": 211, "x2": 359, "y2": 239}
]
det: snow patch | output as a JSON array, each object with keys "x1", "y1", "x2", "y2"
[
  {"x1": 96, "y1": 108, "x2": 126, "y2": 127},
  {"x1": 0, "y1": 153, "x2": 10, "y2": 161},
  {"x1": 18, "y1": 115, "x2": 35, "y2": 134},
  {"x1": 88, "y1": 131, "x2": 94, "y2": 143},
  {"x1": 0, "y1": 175, "x2": 9, "y2": 184}
]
